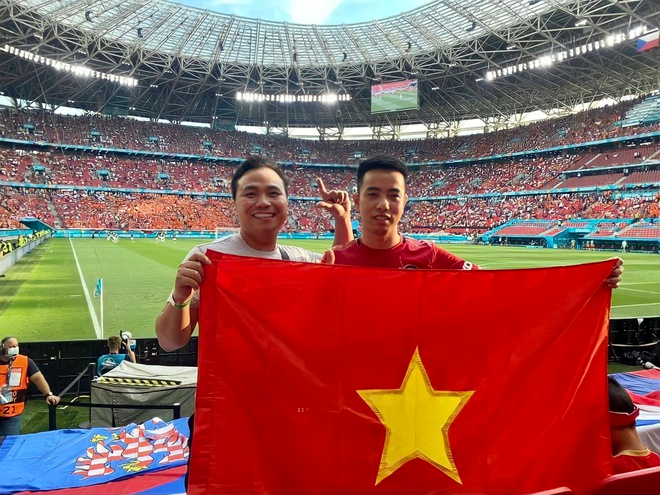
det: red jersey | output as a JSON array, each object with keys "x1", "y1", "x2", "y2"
[
  {"x1": 324, "y1": 236, "x2": 477, "y2": 270},
  {"x1": 612, "y1": 449, "x2": 660, "y2": 474}
]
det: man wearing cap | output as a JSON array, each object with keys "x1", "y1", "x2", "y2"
[{"x1": 0, "y1": 336, "x2": 60, "y2": 436}]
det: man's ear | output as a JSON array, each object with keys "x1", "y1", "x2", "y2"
[{"x1": 353, "y1": 192, "x2": 360, "y2": 209}]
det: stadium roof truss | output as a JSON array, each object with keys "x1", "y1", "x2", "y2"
[{"x1": 0, "y1": 0, "x2": 659, "y2": 133}]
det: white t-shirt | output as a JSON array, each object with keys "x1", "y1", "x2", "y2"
[
  {"x1": 183, "y1": 234, "x2": 322, "y2": 307},
  {"x1": 185, "y1": 234, "x2": 321, "y2": 263}
]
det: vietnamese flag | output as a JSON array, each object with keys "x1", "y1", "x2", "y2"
[{"x1": 190, "y1": 254, "x2": 616, "y2": 495}]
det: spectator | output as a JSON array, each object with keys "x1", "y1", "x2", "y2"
[
  {"x1": 608, "y1": 376, "x2": 660, "y2": 473},
  {"x1": 0, "y1": 336, "x2": 60, "y2": 436},
  {"x1": 154, "y1": 155, "x2": 352, "y2": 490},
  {"x1": 323, "y1": 155, "x2": 623, "y2": 286},
  {"x1": 96, "y1": 334, "x2": 136, "y2": 376},
  {"x1": 155, "y1": 155, "x2": 352, "y2": 352},
  {"x1": 322, "y1": 155, "x2": 477, "y2": 270}
]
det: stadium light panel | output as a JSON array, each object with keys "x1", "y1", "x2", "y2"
[
  {"x1": 236, "y1": 91, "x2": 351, "y2": 104},
  {"x1": 482, "y1": 24, "x2": 650, "y2": 82},
  {"x1": 1, "y1": 44, "x2": 138, "y2": 87}
]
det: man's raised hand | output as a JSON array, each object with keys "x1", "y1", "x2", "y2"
[{"x1": 316, "y1": 177, "x2": 350, "y2": 219}]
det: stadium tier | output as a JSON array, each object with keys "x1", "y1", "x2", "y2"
[
  {"x1": 1, "y1": 105, "x2": 659, "y2": 237},
  {"x1": 1, "y1": 100, "x2": 660, "y2": 164}
]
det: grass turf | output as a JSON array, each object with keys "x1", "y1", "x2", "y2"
[
  {"x1": 1, "y1": 238, "x2": 658, "y2": 342},
  {"x1": 371, "y1": 91, "x2": 418, "y2": 113},
  {"x1": 21, "y1": 395, "x2": 91, "y2": 434}
]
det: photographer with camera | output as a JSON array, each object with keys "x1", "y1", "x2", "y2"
[
  {"x1": 0, "y1": 336, "x2": 60, "y2": 436},
  {"x1": 96, "y1": 332, "x2": 136, "y2": 376}
]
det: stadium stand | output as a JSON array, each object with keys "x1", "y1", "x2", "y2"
[
  {"x1": 556, "y1": 172, "x2": 625, "y2": 189},
  {"x1": 493, "y1": 221, "x2": 555, "y2": 236},
  {"x1": 618, "y1": 222, "x2": 660, "y2": 239},
  {"x1": 622, "y1": 95, "x2": 660, "y2": 128},
  {"x1": 1, "y1": 100, "x2": 660, "y2": 164},
  {"x1": 0, "y1": 43, "x2": 658, "y2": 241},
  {"x1": 578, "y1": 146, "x2": 660, "y2": 169},
  {"x1": 621, "y1": 168, "x2": 660, "y2": 185}
]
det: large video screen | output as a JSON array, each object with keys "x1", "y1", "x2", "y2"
[{"x1": 371, "y1": 79, "x2": 419, "y2": 114}]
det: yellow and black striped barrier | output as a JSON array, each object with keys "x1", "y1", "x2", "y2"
[{"x1": 97, "y1": 377, "x2": 181, "y2": 387}]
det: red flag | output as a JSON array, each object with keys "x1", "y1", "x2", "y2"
[{"x1": 190, "y1": 254, "x2": 616, "y2": 495}]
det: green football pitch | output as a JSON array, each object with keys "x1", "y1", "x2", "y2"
[
  {"x1": 0, "y1": 238, "x2": 658, "y2": 342},
  {"x1": 371, "y1": 92, "x2": 418, "y2": 113}
]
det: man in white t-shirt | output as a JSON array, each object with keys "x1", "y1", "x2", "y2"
[
  {"x1": 155, "y1": 155, "x2": 351, "y2": 352},
  {"x1": 155, "y1": 155, "x2": 352, "y2": 490}
]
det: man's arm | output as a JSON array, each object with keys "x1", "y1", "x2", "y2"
[
  {"x1": 29, "y1": 370, "x2": 60, "y2": 406},
  {"x1": 155, "y1": 252, "x2": 210, "y2": 352},
  {"x1": 316, "y1": 178, "x2": 354, "y2": 247},
  {"x1": 121, "y1": 335, "x2": 137, "y2": 363},
  {"x1": 332, "y1": 211, "x2": 353, "y2": 247}
]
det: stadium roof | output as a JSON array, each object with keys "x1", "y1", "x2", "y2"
[
  {"x1": 0, "y1": 0, "x2": 659, "y2": 131},
  {"x1": 7, "y1": 0, "x2": 568, "y2": 67}
]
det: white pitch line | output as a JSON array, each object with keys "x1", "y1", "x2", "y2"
[
  {"x1": 618, "y1": 287, "x2": 660, "y2": 296},
  {"x1": 69, "y1": 237, "x2": 102, "y2": 339},
  {"x1": 614, "y1": 302, "x2": 660, "y2": 308}
]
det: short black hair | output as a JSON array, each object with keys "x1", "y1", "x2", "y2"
[
  {"x1": 230, "y1": 155, "x2": 289, "y2": 200},
  {"x1": 356, "y1": 154, "x2": 408, "y2": 192},
  {"x1": 608, "y1": 376, "x2": 635, "y2": 414}
]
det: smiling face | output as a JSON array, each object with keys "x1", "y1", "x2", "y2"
[
  {"x1": 234, "y1": 167, "x2": 288, "y2": 242},
  {"x1": 355, "y1": 168, "x2": 408, "y2": 242}
]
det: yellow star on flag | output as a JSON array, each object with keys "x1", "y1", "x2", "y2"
[{"x1": 357, "y1": 347, "x2": 474, "y2": 485}]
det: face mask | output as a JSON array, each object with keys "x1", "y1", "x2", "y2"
[{"x1": 6, "y1": 347, "x2": 18, "y2": 357}]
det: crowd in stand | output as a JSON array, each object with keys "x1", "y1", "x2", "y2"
[
  {"x1": 2, "y1": 98, "x2": 660, "y2": 164},
  {"x1": 50, "y1": 190, "x2": 235, "y2": 231},
  {"x1": 404, "y1": 193, "x2": 659, "y2": 233},
  {"x1": 1, "y1": 187, "x2": 55, "y2": 226},
  {"x1": 2, "y1": 183, "x2": 657, "y2": 233},
  {"x1": 1, "y1": 146, "x2": 651, "y2": 198},
  {"x1": 1, "y1": 100, "x2": 659, "y2": 232}
]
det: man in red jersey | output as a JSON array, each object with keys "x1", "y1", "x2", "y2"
[
  {"x1": 322, "y1": 154, "x2": 477, "y2": 270},
  {"x1": 322, "y1": 154, "x2": 624, "y2": 288}
]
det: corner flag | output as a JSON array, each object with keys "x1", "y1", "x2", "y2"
[{"x1": 94, "y1": 278, "x2": 103, "y2": 298}]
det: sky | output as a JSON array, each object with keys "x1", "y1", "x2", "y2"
[{"x1": 176, "y1": 0, "x2": 432, "y2": 25}]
